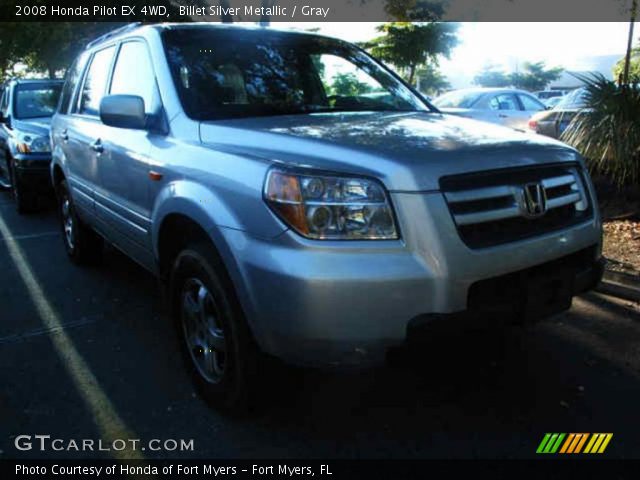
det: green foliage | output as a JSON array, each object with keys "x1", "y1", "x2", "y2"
[
  {"x1": 384, "y1": 0, "x2": 445, "y2": 21},
  {"x1": 473, "y1": 65, "x2": 510, "y2": 87},
  {"x1": 613, "y1": 40, "x2": 640, "y2": 83},
  {"x1": 0, "y1": 22, "x2": 123, "y2": 80},
  {"x1": 362, "y1": 22, "x2": 458, "y2": 86},
  {"x1": 473, "y1": 62, "x2": 563, "y2": 91},
  {"x1": 561, "y1": 74, "x2": 640, "y2": 187},
  {"x1": 416, "y1": 63, "x2": 450, "y2": 95},
  {"x1": 511, "y1": 61, "x2": 563, "y2": 91},
  {"x1": 329, "y1": 73, "x2": 374, "y2": 96}
]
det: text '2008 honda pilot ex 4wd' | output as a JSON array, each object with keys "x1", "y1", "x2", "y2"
[{"x1": 51, "y1": 23, "x2": 604, "y2": 410}]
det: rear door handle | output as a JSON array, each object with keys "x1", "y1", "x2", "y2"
[
  {"x1": 61, "y1": 129, "x2": 68, "y2": 142},
  {"x1": 90, "y1": 139, "x2": 104, "y2": 154},
  {"x1": 498, "y1": 113, "x2": 509, "y2": 118}
]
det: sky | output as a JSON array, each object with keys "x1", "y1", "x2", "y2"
[{"x1": 282, "y1": 22, "x2": 632, "y2": 88}]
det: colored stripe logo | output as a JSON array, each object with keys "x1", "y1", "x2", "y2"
[{"x1": 537, "y1": 433, "x2": 613, "y2": 454}]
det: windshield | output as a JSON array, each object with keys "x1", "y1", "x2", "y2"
[
  {"x1": 161, "y1": 28, "x2": 429, "y2": 120},
  {"x1": 433, "y1": 90, "x2": 482, "y2": 108},
  {"x1": 14, "y1": 83, "x2": 62, "y2": 119},
  {"x1": 554, "y1": 88, "x2": 587, "y2": 110}
]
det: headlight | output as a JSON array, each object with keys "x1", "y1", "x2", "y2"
[
  {"x1": 15, "y1": 131, "x2": 50, "y2": 153},
  {"x1": 264, "y1": 168, "x2": 399, "y2": 240}
]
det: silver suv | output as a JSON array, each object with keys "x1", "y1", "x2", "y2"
[{"x1": 51, "y1": 24, "x2": 603, "y2": 410}]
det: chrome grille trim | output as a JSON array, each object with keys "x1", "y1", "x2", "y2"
[
  {"x1": 454, "y1": 205, "x2": 521, "y2": 226},
  {"x1": 444, "y1": 185, "x2": 513, "y2": 203},
  {"x1": 541, "y1": 174, "x2": 575, "y2": 189},
  {"x1": 444, "y1": 169, "x2": 588, "y2": 227},
  {"x1": 439, "y1": 165, "x2": 595, "y2": 248}
]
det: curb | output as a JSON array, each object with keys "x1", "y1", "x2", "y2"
[{"x1": 595, "y1": 270, "x2": 640, "y2": 303}]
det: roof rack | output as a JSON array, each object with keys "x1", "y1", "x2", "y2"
[{"x1": 85, "y1": 22, "x2": 142, "y2": 50}]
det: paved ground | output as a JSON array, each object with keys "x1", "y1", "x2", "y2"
[{"x1": 1, "y1": 189, "x2": 639, "y2": 460}]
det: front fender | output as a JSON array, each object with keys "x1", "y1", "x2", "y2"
[
  {"x1": 150, "y1": 180, "x2": 285, "y2": 344},
  {"x1": 151, "y1": 180, "x2": 237, "y2": 256},
  {"x1": 151, "y1": 178, "x2": 287, "y2": 263}
]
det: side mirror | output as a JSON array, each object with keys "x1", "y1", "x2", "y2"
[{"x1": 99, "y1": 95, "x2": 146, "y2": 130}]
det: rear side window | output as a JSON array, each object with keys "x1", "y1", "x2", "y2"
[
  {"x1": 518, "y1": 94, "x2": 545, "y2": 112},
  {"x1": 58, "y1": 52, "x2": 89, "y2": 115},
  {"x1": 110, "y1": 41, "x2": 156, "y2": 113},
  {"x1": 78, "y1": 46, "x2": 116, "y2": 116},
  {"x1": 488, "y1": 94, "x2": 519, "y2": 111}
]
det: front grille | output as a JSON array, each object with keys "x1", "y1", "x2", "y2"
[{"x1": 440, "y1": 164, "x2": 593, "y2": 249}]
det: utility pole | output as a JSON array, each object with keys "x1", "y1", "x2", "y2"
[{"x1": 622, "y1": 0, "x2": 638, "y2": 85}]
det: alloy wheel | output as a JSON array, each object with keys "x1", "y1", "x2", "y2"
[
  {"x1": 61, "y1": 195, "x2": 75, "y2": 250},
  {"x1": 180, "y1": 278, "x2": 226, "y2": 384}
]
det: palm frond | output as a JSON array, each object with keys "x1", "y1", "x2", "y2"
[{"x1": 561, "y1": 74, "x2": 640, "y2": 187}]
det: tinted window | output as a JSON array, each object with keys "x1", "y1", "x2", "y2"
[
  {"x1": 78, "y1": 46, "x2": 116, "y2": 116},
  {"x1": 58, "y1": 52, "x2": 89, "y2": 115},
  {"x1": 14, "y1": 83, "x2": 63, "y2": 119},
  {"x1": 488, "y1": 94, "x2": 519, "y2": 110},
  {"x1": 162, "y1": 29, "x2": 427, "y2": 120},
  {"x1": 518, "y1": 94, "x2": 545, "y2": 111},
  {"x1": 110, "y1": 41, "x2": 156, "y2": 113}
]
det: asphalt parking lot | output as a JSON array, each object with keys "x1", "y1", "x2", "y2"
[{"x1": 1, "y1": 189, "x2": 639, "y2": 460}]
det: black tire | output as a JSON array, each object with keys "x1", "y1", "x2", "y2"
[
  {"x1": 170, "y1": 242, "x2": 261, "y2": 413},
  {"x1": 57, "y1": 179, "x2": 103, "y2": 265},
  {"x1": 9, "y1": 162, "x2": 37, "y2": 214}
]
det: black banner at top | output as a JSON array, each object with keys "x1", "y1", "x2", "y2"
[{"x1": 0, "y1": 0, "x2": 636, "y2": 22}]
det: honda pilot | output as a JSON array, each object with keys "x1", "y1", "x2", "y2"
[
  {"x1": 50, "y1": 24, "x2": 603, "y2": 410},
  {"x1": 0, "y1": 79, "x2": 63, "y2": 212}
]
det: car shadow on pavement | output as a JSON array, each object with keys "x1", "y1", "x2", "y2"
[{"x1": 244, "y1": 296, "x2": 640, "y2": 457}]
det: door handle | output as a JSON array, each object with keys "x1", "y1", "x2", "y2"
[
  {"x1": 90, "y1": 139, "x2": 104, "y2": 154},
  {"x1": 498, "y1": 113, "x2": 509, "y2": 118},
  {"x1": 61, "y1": 129, "x2": 68, "y2": 142}
]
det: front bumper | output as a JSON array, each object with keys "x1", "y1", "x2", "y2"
[
  {"x1": 220, "y1": 189, "x2": 602, "y2": 367},
  {"x1": 13, "y1": 152, "x2": 53, "y2": 193}
]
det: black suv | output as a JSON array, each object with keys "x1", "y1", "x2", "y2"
[{"x1": 0, "y1": 79, "x2": 63, "y2": 212}]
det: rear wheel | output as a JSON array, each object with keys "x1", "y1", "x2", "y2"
[
  {"x1": 170, "y1": 242, "x2": 260, "y2": 412},
  {"x1": 57, "y1": 179, "x2": 103, "y2": 264}
]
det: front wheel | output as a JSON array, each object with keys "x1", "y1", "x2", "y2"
[
  {"x1": 57, "y1": 179, "x2": 103, "y2": 264},
  {"x1": 170, "y1": 243, "x2": 261, "y2": 412}
]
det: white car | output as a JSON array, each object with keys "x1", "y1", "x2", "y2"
[{"x1": 433, "y1": 88, "x2": 548, "y2": 130}]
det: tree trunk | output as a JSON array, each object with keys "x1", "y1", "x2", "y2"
[
  {"x1": 219, "y1": 0, "x2": 234, "y2": 22},
  {"x1": 47, "y1": 65, "x2": 56, "y2": 79},
  {"x1": 623, "y1": 0, "x2": 637, "y2": 85},
  {"x1": 408, "y1": 64, "x2": 417, "y2": 86},
  {"x1": 259, "y1": 0, "x2": 274, "y2": 26}
]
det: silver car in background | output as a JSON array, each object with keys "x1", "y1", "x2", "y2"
[
  {"x1": 51, "y1": 24, "x2": 603, "y2": 411},
  {"x1": 433, "y1": 87, "x2": 548, "y2": 130}
]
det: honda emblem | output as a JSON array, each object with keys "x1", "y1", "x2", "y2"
[{"x1": 520, "y1": 183, "x2": 547, "y2": 218}]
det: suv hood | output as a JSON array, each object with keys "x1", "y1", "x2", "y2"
[
  {"x1": 200, "y1": 111, "x2": 579, "y2": 191},
  {"x1": 12, "y1": 117, "x2": 52, "y2": 137}
]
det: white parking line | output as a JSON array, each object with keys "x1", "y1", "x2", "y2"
[
  {"x1": 0, "y1": 316, "x2": 99, "y2": 345},
  {"x1": 0, "y1": 231, "x2": 59, "y2": 242},
  {"x1": 0, "y1": 214, "x2": 145, "y2": 461}
]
